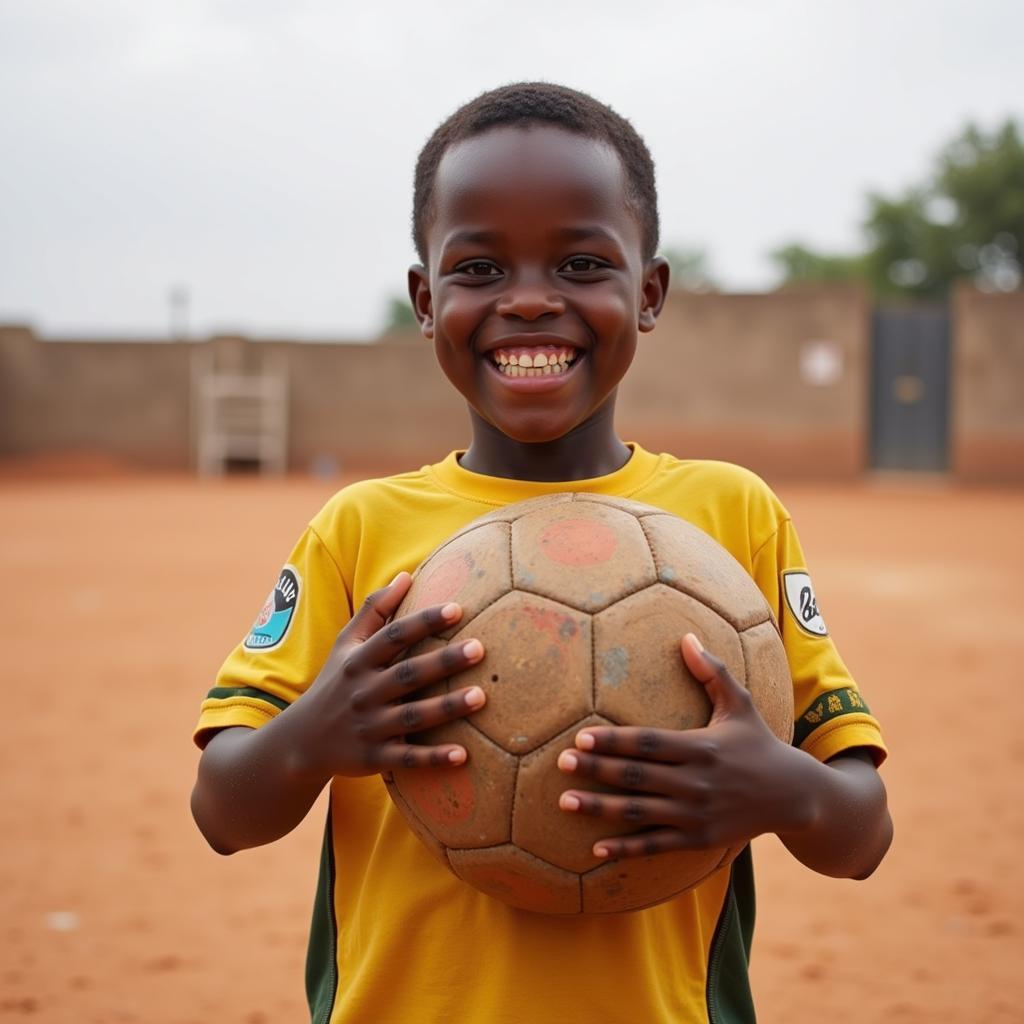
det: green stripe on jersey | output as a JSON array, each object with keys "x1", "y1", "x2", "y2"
[
  {"x1": 793, "y1": 688, "x2": 871, "y2": 748},
  {"x1": 306, "y1": 804, "x2": 339, "y2": 1024},
  {"x1": 205, "y1": 686, "x2": 290, "y2": 712},
  {"x1": 706, "y1": 846, "x2": 756, "y2": 1023}
]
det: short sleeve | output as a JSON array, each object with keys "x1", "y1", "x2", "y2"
[
  {"x1": 193, "y1": 526, "x2": 353, "y2": 748},
  {"x1": 752, "y1": 517, "x2": 888, "y2": 766}
]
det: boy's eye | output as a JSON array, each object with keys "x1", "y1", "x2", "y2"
[
  {"x1": 560, "y1": 256, "x2": 605, "y2": 274},
  {"x1": 455, "y1": 260, "x2": 502, "y2": 277}
]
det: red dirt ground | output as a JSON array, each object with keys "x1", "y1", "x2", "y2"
[{"x1": 1, "y1": 473, "x2": 1022, "y2": 1023}]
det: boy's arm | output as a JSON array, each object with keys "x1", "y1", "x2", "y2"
[
  {"x1": 191, "y1": 574, "x2": 487, "y2": 855},
  {"x1": 557, "y1": 635, "x2": 892, "y2": 880},
  {"x1": 776, "y1": 747, "x2": 891, "y2": 880}
]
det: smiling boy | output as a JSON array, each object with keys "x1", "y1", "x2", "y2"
[{"x1": 191, "y1": 83, "x2": 891, "y2": 1024}]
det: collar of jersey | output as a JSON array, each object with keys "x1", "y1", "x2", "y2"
[{"x1": 426, "y1": 442, "x2": 663, "y2": 507}]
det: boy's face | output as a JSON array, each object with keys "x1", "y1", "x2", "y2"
[{"x1": 409, "y1": 126, "x2": 667, "y2": 447}]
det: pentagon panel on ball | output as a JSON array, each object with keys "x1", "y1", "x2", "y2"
[{"x1": 388, "y1": 493, "x2": 794, "y2": 914}]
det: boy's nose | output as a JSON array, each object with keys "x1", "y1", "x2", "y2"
[{"x1": 495, "y1": 279, "x2": 566, "y2": 321}]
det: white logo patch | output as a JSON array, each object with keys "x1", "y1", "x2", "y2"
[
  {"x1": 244, "y1": 565, "x2": 301, "y2": 651},
  {"x1": 783, "y1": 571, "x2": 828, "y2": 636}
]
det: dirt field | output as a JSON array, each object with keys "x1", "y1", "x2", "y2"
[{"x1": 1, "y1": 471, "x2": 1022, "y2": 1023}]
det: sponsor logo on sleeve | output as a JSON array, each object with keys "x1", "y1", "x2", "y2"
[
  {"x1": 244, "y1": 566, "x2": 301, "y2": 651},
  {"x1": 782, "y1": 570, "x2": 828, "y2": 637}
]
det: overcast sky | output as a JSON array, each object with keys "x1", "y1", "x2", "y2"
[{"x1": 0, "y1": 0, "x2": 1020, "y2": 339}]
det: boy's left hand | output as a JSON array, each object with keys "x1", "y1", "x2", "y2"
[{"x1": 557, "y1": 633, "x2": 813, "y2": 860}]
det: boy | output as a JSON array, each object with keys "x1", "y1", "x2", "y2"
[{"x1": 191, "y1": 83, "x2": 891, "y2": 1024}]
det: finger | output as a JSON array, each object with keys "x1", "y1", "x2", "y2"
[
  {"x1": 573, "y1": 726, "x2": 716, "y2": 765},
  {"x1": 556, "y1": 749, "x2": 696, "y2": 797},
  {"x1": 372, "y1": 686, "x2": 486, "y2": 740},
  {"x1": 680, "y1": 633, "x2": 752, "y2": 719},
  {"x1": 340, "y1": 572, "x2": 415, "y2": 647},
  {"x1": 590, "y1": 828, "x2": 711, "y2": 860},
  {"x1": 349, "y1": 599, "x2": 464, "y2": 671},
  {"x1": 558, "y1": 790, "x2": 683, "y2": 828},
  {"x1": 376, "y1": 742, "x2": 472, "y2": 771},
  {"x1": 373, "y1": 638, "x2": 485, "y2": 703}
]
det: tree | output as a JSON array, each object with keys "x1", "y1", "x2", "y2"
[
  {"x1": 382, "y1": 294, "x2": 418, "y2": 332},
  {"x1": 771, "y1": 119, "x2": 1023, "y2": 299},
  {"x1": 661, "y1": 245, "x2": 716, "y2": 292},
  {"x1": 769, "y1": 244, "x2": 866, "y2": 285}
]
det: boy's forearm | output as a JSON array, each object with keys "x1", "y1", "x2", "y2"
[
  {"x1": 777, "y1": 748, "x2": 892, "y2": 879},
  {"x1": 190, "y1": 710, "x2": 331, "y2": 855}
]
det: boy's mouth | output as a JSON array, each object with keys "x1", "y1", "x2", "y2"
[{"x1": 486, "y1": 346, "x2": 582, "y2": 379}]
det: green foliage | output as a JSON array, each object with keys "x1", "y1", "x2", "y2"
[
  {"x1": 772, "y1": 119, "x2": 1023, "y2": 299},
  {"x1": 769, "y1": 244, "x2": 866, "y2": 285},
  {"x1": 661, "y1": 245, "x2": 716, "y2": 292},
  {"x1": 383, "y1": 294, "x2": 418, "y2": 332}
]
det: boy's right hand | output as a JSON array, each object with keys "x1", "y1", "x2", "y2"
[{"x1": 294, "y1": 571, "x2": 486, "y2": 781}]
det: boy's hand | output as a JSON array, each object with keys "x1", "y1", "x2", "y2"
[
  {"x1": 556, "y1": 633, "x2": 812, "y2": 859},
  {"x1": 296, "y1": 572, "x2": 486, "y2": 781}
]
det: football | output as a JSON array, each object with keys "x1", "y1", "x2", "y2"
[{"x1": 385, "y1": 493, "x2": 793, "y2": 914}]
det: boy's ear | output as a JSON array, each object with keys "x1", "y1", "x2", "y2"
[
  {"x1": 408, "y1": 264, "x2": 434, "y2": 340},
  {"x1": 638, "y1": 256, "x2": 670, "y2": 333}
]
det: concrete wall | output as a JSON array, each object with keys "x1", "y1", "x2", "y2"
[
  {"x1": 265, "y1": 337, "x2": 468, "y2": 473},
  {"x1": 951, "y1": 285, "x2": 1024, "y2": 482},
  {"x1": 0, "y1": 326, "x2": 193, "y2": 469},
  {"x1": 2, "y1": 285, "x2": 1020, "y2": 480},
  {"x1": 619, "y1": 286, "x2": 869, "y2": 478}
]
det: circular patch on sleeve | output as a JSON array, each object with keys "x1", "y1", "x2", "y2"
[
  {"x1": 782, "y1": 570, "x2": 828, "y2": 637},
  {"x1": 244, "y1": 566, "x2": 301, "y2": 651}
]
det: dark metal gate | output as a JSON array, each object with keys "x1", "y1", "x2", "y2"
[{"x1": 870, "y1": 306, "x2": 951, "y2": 471}]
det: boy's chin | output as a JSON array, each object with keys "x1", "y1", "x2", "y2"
[{"x1": 480, "y1": 416, "x2": 585, "y2": 447}]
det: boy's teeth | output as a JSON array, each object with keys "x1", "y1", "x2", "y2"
[{"x1": 492, "y1": 348, "x2": 579, "y2": 378}]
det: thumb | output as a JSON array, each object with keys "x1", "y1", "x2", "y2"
[
  {"x1": 342, "y1": 571, "x2": 412, "y2": 645},
  {"x1": 681, "y1": 633, "x2": 749, "y2": 722}
]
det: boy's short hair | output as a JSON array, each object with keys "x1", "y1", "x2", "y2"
[{"x1": 412, "y1": 82, "x2": 660, "y2": 264}]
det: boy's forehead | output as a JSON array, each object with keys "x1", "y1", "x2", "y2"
[
  {"x1": 438, "y1": 126, "x2": 623, "y2": 193},
  {"x1": 429, "y1": 126, "x2": 636, "y2": 246}
]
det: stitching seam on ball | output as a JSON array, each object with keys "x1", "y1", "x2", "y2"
[
  {"x1": 637, "y1": 515, "x2": 662, "y2": 581},
  {"x1": 507, "y1": 760, "x2": 520, "y2": 846}
]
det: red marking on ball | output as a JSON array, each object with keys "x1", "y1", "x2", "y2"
[
  {"x1": 471, "y1": 866, "x2": 561, "y2": 909},
  {"x1": 522, "y1": 604, "x2": 578, "y2": 644},
  {"x1": 414, "y1": 553, "x2": 472, "y2": 610},
  {"x1": 404, "y1": 767, "x2": 476, "y2": 826},
  {"x1": 539, "y1": 518, "x2": 619, "y2": 567}
]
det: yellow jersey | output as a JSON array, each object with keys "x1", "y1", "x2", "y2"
[{"x1": 194, "y1": 444, "x2": 886, "y2": 1024}]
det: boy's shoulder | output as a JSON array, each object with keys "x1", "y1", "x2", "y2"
[
  {"x1": 647, "y1": 453, "x2": 789, "y2": 514},
  {"x1": 310, "y1": 463, "x2": 440, "y2": 529},
  {"x1": 657, "y1": 453, "x2": 776, "y2": 489}
]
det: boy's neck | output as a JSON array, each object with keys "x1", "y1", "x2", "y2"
[{"x1": 458, "y1": 406, "x2": 631, "y2": 483}]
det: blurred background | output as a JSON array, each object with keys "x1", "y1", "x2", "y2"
[
  {"x1": 1, "y1": 1, "x2": 1022, "y2": 481},
  {"x1": 1, "y1": 2, "x2": 1022, "y2": 1022}
]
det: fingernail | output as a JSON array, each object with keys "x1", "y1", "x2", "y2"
[
  {"x1": 594, "y1": 846, "x2": 610, "y2": 858},
  {"x1": 560, "y1": 793, "x2": 581, "y2": 811},
  {"x1": 390, "y1": 572, "x2": 407, "y2": 587},
  {"x1": 441, "y1": 603, "x2": 461, "y2": 622},
  {"x1": 558, "y1": 751, "x2": 578, "y2": 771},
  {"x1": 448, "y1": 748, "x2": 466, "y2": 764},
  {"x1": 690, "y1": 634, "x2": 705, "y2": 653},
  {"x1": 462, "y1": 638, "x2": 483, "y2": 661},
  {"x1": 576, "y1": 732, "x2": 595, "y2": 751},
  {"x1": 465, "y1": 687, "x2": 485, "y2": 708}
]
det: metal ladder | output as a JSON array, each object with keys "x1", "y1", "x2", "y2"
[{"x1": 192, "y1": 341, "x2": 288, "y2": 476}]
